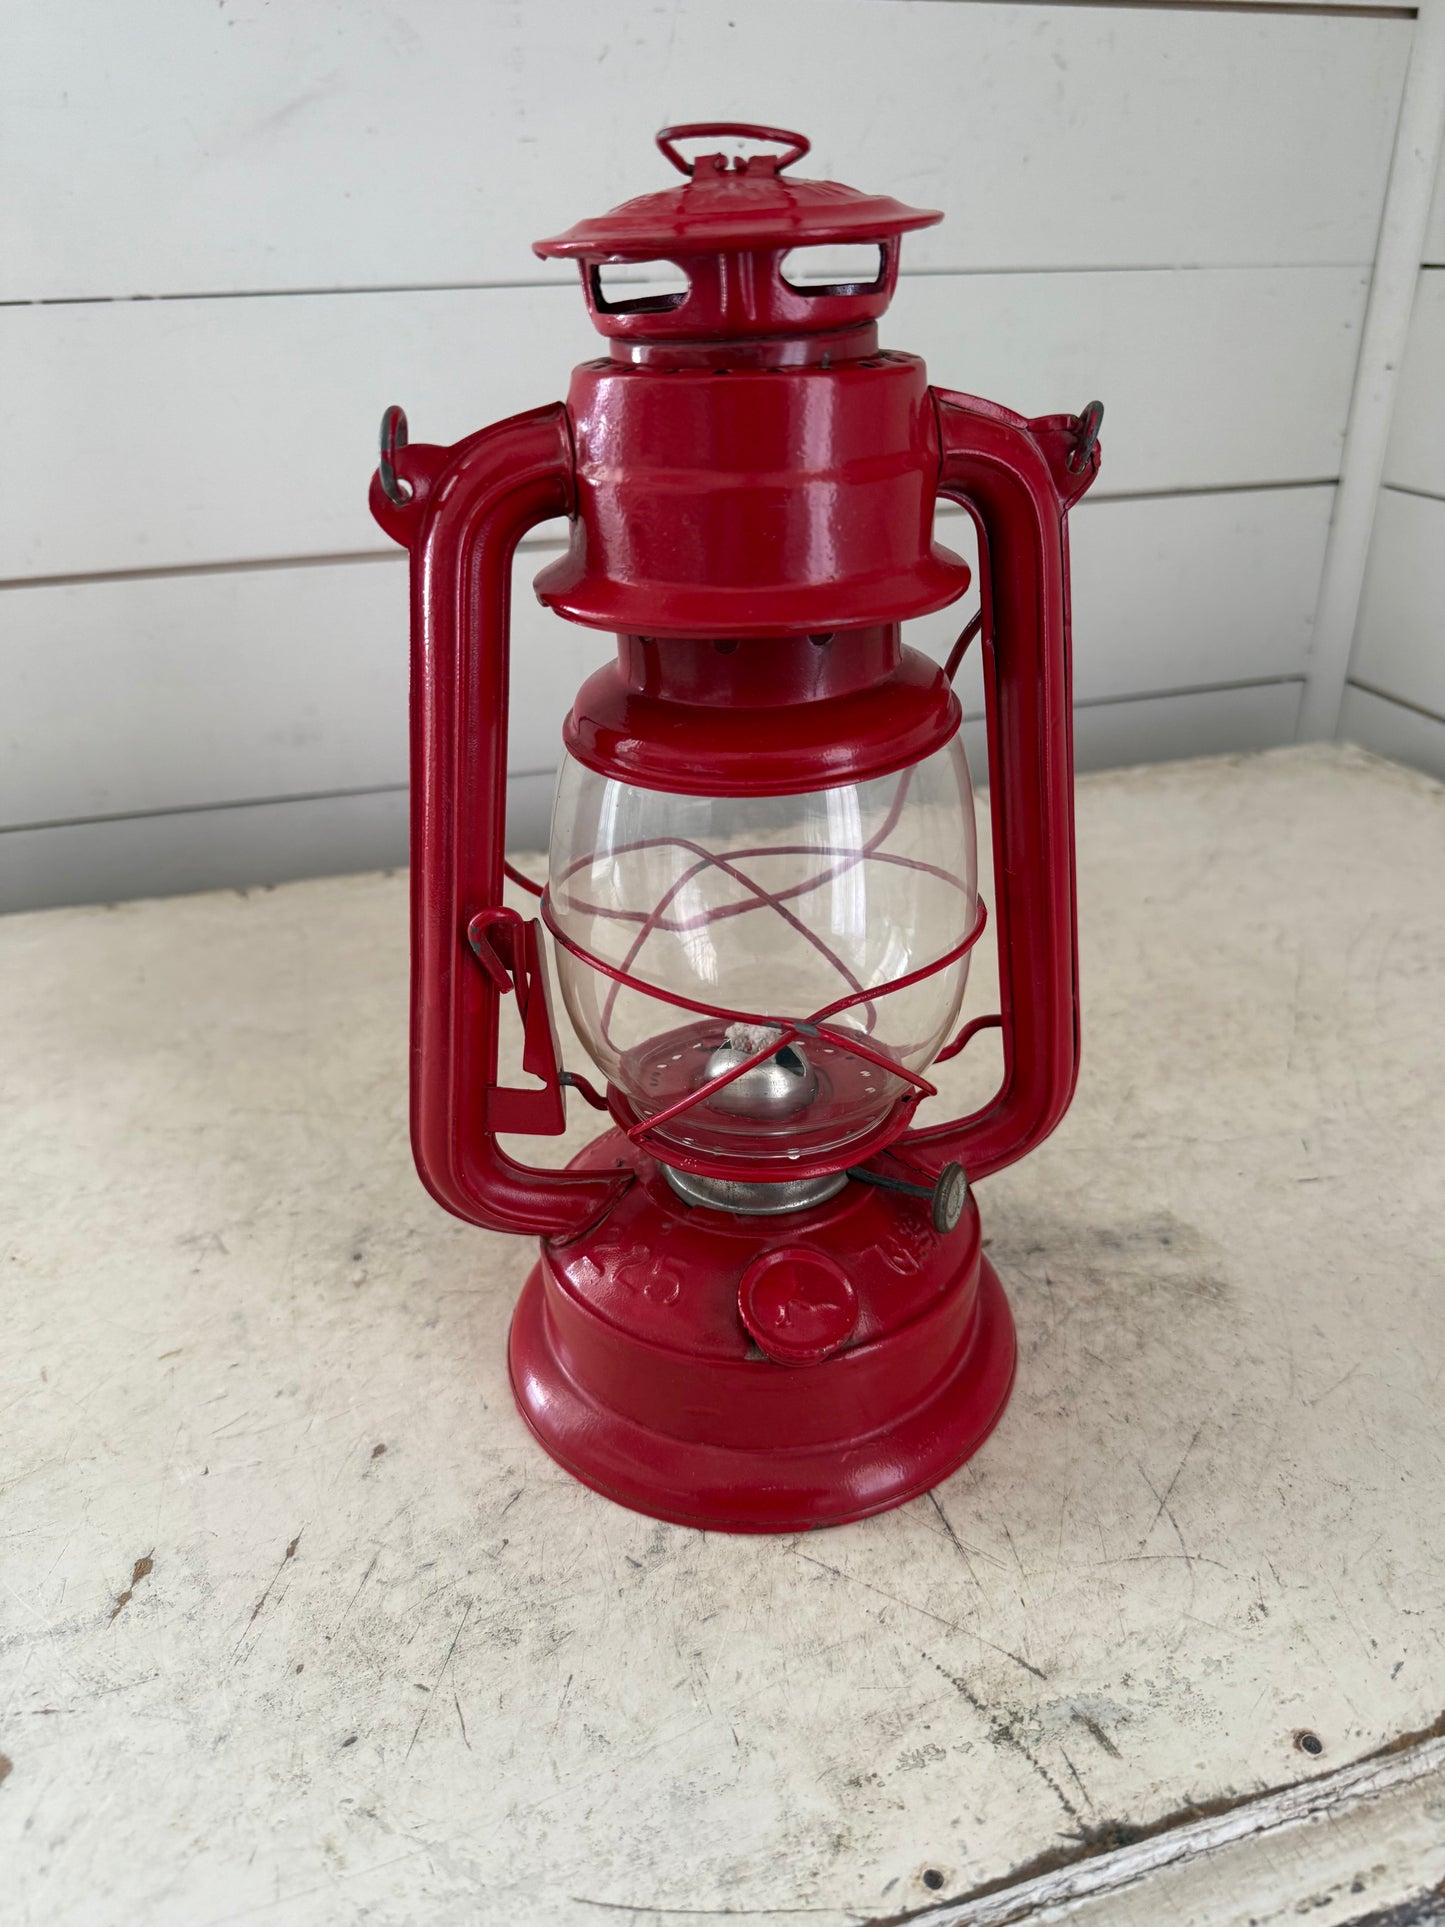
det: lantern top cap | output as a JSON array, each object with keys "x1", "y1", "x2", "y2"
[{"x1": 533, "y1": 122, "x2": 942, "y2": 261}]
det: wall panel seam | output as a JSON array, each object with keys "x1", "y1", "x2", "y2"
[
  {"x1": 0, "y1": 483, "x2": 1341, "y2": 596},
  {"x1": 1073, "y1": 675, "x2": 1305, "y2": 710},
  {"x1": 1346, "y1": 676, "x2": 1445, "y2": 723},
  {"x1": 908, "y1": 0, "x2": 1413, "y2": 14},
  {"x1": 0, "y1": 783, "x2": 410, "y2": 838},
  {"x1": 0, "y1": 261, "x2": 1381, "y2": 314},
  {"x1": 0, "y1": 551, "x2": 408, "y2": 593},
  {"x1": 0, "y1": 686, "x2": 1305, "y2": 840},
  {"x1": 1378, "y1": 480, "x2": 1445, "y2": 504}
]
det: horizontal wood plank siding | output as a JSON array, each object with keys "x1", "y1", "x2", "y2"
[
  {"x1": 0, "y1": 684, "x2": 1304, "y2": 914},
  {"x1": 0, "y1": 488, "x2": 1331, "y2": 830},
  {"x1": 1, "y1": 2, "x2": 1408, "y2": 301},
  {"x1": 1382, "y1": 269, "x2": 1445, "y2": 494},
  {"x1": 1425, "y1": 137, "x2": 1445, "y2": 259},
  {"x1": 1350, "y1": 488, "x2": 1445, "y2": 716},
  {"x1": 0, "y1": 0, "x2": 1423, "y2": 909},
  {"x1": 1338, "y1": 684, "x2": 1445, "y2": 777},
  {"x1": 0, "y1": 268, "x2": 1366, "y2": 583},
  {"x1": 1343, "y1": 107, "x2": 1445, "y2": 787}
]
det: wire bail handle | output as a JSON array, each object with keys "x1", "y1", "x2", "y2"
[{"x1": 656, "y1": 122, "x2": 811, "y2": 178}]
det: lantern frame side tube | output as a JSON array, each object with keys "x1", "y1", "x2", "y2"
[
  {"x1": 369, "y1": 404, "x2": 629, "y2": 1240},
  {"x1": 903, "y1": 389, "x2": 1098, "y2": 1182}
]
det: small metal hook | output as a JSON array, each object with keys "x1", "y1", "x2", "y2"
[
  {"x1": 378, "y1": 404, "x2": 412, "y2": 506},
  {"x1": 1066, "y1": 399, "x2": 1104, "y2": 475}
]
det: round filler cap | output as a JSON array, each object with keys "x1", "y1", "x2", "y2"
[{"x1": 738, "y1": 1247, "x2": 859, "y2": 1367}]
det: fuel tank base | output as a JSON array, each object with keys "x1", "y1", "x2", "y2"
[{"x1": 507, "y1": 1129, "x2": 1017, "y2": 1533}]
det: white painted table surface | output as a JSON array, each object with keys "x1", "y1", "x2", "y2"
[{"x1": 3, "y1": 744, "x2": 1444, "y2": 1926}]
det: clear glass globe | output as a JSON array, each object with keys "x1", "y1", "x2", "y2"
[{"x1": 547, "y1": 737, "x2": 978, "y2": 1166}]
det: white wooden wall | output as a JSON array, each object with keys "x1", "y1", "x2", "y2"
[
  {"x1": 0, "y1": 0, "x2": 1427, "y2": 911},
  {"x1": 1341, "y1": 134, "x2": 1445, "y2": 775}
]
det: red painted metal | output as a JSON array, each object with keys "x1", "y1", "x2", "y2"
[
  {"x1": 534, "y1": 120, "x2": 940, "y2": 349},
  {"x1": 369, "y1": 125, "x2": 1099, "y2": 1532},
  {"x1": 368, "y1": 408, "x2": 628, "y2": 1240},
  {"x1": 542, "y1": 894, "x2": 989, "y2": 1174},
  {"x1": 564, "y1": 627, "x2": 961, "y2": 797},
  {"x1": 737, "y1": 1245, "x2": 860, "y2": 1366},
  {"x1": 900, "y1": 390, "x2": 1097, "y2": 1184},
  {"x1": 534, "y1": 352, "x2": 971, "y2": 638},
  {"x1": 509, "y1": 1132, "x2": 1016, "y2": 1533}
]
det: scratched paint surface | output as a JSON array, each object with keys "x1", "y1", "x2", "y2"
[{"x1": 1, "y1": 745, "x2": 1442, "y2": 1925}]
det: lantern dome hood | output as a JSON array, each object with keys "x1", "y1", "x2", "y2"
[
  {"x1": 534, "y1": 123, "x2": 941, "y2": 260},
  {"x1": 534, "y1": 123, "x2": 942, "y2": 345}
]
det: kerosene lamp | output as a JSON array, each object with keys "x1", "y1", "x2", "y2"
[{"x1": 370, "y1": 122, "x2": 1101, "y2": 1530}]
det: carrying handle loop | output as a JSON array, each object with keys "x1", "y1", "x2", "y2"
[
  {"x1": 366, "y1": 402, "x2": 628, "y2": 1239},
  {"x1": 901, "y1": 387, "x2": 1099, "y2": 1185},
  {"x1": 656, "y1": 122, "x2": 810, "y2": 177}
]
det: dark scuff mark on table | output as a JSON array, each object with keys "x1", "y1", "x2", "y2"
[
  {"x1": 1072, "y1": 1709, "x2": 1122, "y2": 1759},
  {"x1": 1135, "y1": 1422, "x2": 1204, "y2": 1555},
  {"x1": 232, "y1": 1529, "x2": 303, "y2": 1659},
  {"x1": 796, "y1": 1550, "x2": 1046, "y2": 1682},
  {"x1": 330, "y1": 1549, "x2": 379, "y2": 1641},
  {"x1": 924, "y1": 1490, "x2": 993, "y2": 1598},
  {"x1": 921, "y1": 1652, "x2": 1081, "y2": 1828},
  {"x1": 405, "y1": 1599, "x2": 472, "y2": 1761},
  {"x1": 109, "y1": 1551, "x2": 154, "y2": 1621}
]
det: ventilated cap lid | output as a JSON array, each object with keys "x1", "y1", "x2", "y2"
[{"x1": 533, "y1": 122, "x2": 941, "y2": 261}]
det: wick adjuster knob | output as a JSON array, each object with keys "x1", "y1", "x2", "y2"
[
  {"x1": 931, "y1": 1163, "x2": 969, "y2": 1235},
  {"x1": 844, "y1": 1159, "x2": 970, "y2": 1234}
]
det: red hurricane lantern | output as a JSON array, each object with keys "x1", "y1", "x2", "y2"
[{"x1": 370, "y1": 124, "x2": 1101, "y2": 1531}]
